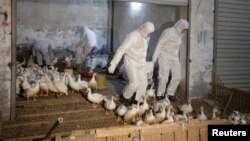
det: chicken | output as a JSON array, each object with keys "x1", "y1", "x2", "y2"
[
  {"x1": 88, "y1": 73, "x2": 97, "y2": 90},
  {"x1": 68, "y1": 74, "x2": 82, "y2": 94},
  {"x1": 39, "y1": 76, "x2": 49, "y2": 96},
  {"x1": 155, "y1": 105, "x2": 166, "y2": 123},
  {"x1": 25, "y1": 80, "x2": 40, "y2": 101},
  {"x1": 177, "y1": 99, "x2": 193, "y2": 114},
  {"x1": 146, "y1": 83, "x2": 155, "y2": 100},
  {"x1": 197, "y1": 106, "x2": 207, "y2": 121},
  {"x1": 116, "y1": 104, "x2": 127, "y2": 121},
  {"x1": 21, "y1": 75, "x2": 31, "y2": 91},
  {"x1": 175, "y1": 112, "x2": 188, "y2": 122},
  {"x1": 53, "y1": 73, "x2": 68, "y2": 96},
  {"x1": 138, "y1": 96, "x2": 149, "y2": 119},
  {"x1": 144, "y1": 109, "x2": 156, "y2": 124},
  {"x1": 212, "y1": 107, "x2": 221, "y2": 120},
  {"x1": 77, "y1": 74, "x2": 88, "y2": 89},
  {"x1": 162, "y1": 111, "x2": 175, "y2": 124},
  {"x1": 104, "y1": 96, "x2": 117, "y2": 114},
  {"x1": 153, "y1": 97, "x2": 171, "y2": 113},
  {"x1": 124, "y1": 104, "x2": 139, "y2": 124},
  {"x1": 86, "y1": 88, "x2": 104, "y2": 108}
]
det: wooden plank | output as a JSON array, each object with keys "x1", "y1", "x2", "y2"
[
  {"x1": 143, "y1": 135, "x2": 153, "y2": 141},
  {"x1": 188, "y1": 129, "x2": 199, "y2": 141},
  {"x1": 151, "y1": 134, "x2": 161, "y2": 141},
  {"x1": 95, "y1": 137, "x2": 106, "y2": 141},
  {"x1": 175, "y1": 127, "x2": 187, "y2": 141},
  {"x1": 122, "y1": 135, "x2": 132, "y2": 141},
  {"x1": 95, "y1": 120, "x2": 230, "y2": 138},
  {"x1": 55, "y1": 134, "x2": 62, "y2": 141},
  {"x1": 96, "y1": 123, "x2": 179, "y2": 137},
  {"x1": 107, "y1": 136, "x2": 124, "y2": 141},
  {"x1": 200, "y1": 128, "x2": 208, "y2": 141},
  {"x1": 162, "y1": 132, "x2": 174, "y2": 141}
]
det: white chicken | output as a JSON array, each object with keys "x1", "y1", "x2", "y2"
[
  {"x1": 138, "y1": 96, "x2": 149, "y2": 119},
  {"x1": 116, "y1": 104, "x2": 127, "y2": 121},
  {"x1": 197, "y1": 106, "x2": 207, "y2": 121},
  {"x1": 77, "y1": 74, "x2": 88, "y2": 89},
  {"x1": 124, "y1": 104, "x2": 139, "y2": 124},
  {"x1": 166, "y1": 105, "x2": 173, "y2": 119},
  {"x1": 68, "y1": 74, "x2": 82, "y2": 94},
  {"x1": 53, "y1": 73, "x2": 68, "y2": 96},
  {"x1": 144, "y1": 109, "x2": 156, "y2": 124},
  {"x1": 88, "y1": 73, "x2": 97, "y2": 90},
  {"x1": 104, "y1": 96, "x2": 117, "y2": 114},
  {"x1": 146, "y1": 83, "x2": 155, "y2": 100},
  {"x1": 175, "y1": 112, "x2": 188, "y2": 122},
  {"x1": 153, "y1": 97, "x2": 171, "y2": 113},
  {"x1": 25, "y1": 80, "x2": 40, "y2": 101},
  {"x1": 155, "y1": 105, "x2": 166, "y2": 123},
  {"x1": 162, "y1": 111, "x2": 175, "y2": 124},
  {"x1": 177, "y1": 100, "x2": 193, "y2": 114},
  {"x1": 39, "y1": 76, "x2": 49, "y2": 96},
  {"x1": 86, "y1": 88, "x2": 104, "y2": 108},
  {"x1": 21, "y1": 75, "x2": 31, "y2": 91},
  {"x1": 212, "y1": 107, "x2": 221, "y2": 120}
]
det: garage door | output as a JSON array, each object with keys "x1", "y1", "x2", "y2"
[{"x1": 214, "y1": 0, "x2": 250, "y2": 92}]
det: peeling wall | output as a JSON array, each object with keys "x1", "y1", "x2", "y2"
[
  {"x1": 0, "y1": 0, "x2": 11, "y2": 120},
  {"x1": 17, "y1": 0, "x2": 109, "y2": 53},
  {"x1": 189, "y1": 0, "x2": 214, "y2": 98}
]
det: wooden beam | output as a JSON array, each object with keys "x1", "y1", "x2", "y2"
[{"x1": 95, "y1": 119, "x2": 230, "y2": 137}]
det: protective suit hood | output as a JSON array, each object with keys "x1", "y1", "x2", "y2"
[
  {"x1": 174, "y1": 19, "x2": 189, "y2": 33},
  {"x1": 138, "y1": 22, "x2": 155, "y2": 38}
]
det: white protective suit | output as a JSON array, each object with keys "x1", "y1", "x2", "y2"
[
  {"x1": 75, "y1": 26, "x2": 97, "y2": 64},
  {"x1": 152, "y1": 19, "x2": 189, "y2": 97},
  {"x1": 32, "y1": 40, "x2": 53, "y2": 66},
  {"x1": 109, "y1": 22, "x2": 155, "y2": 102}
]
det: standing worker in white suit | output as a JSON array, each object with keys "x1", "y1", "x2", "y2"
[
  {"x1": 32, "y1": 40, "x2": 54, "y2": 67},
  {"x1": 75, "y1": 26, "x2": 97, "y2": 72},
  {"x1": 152, "y1": 19, "x2": 189, "y2": 101},
  {"x1": 108, "y1": 22, "x2": 155, "y2": 103}
]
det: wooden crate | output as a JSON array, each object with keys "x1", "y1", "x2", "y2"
[{"x1": 61, "y1": 119, "x2": 230, "y2": 141}]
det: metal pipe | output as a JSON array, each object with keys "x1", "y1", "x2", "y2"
[{"x1": 43, "y1": 117, "x2": 64, "y2": 140}]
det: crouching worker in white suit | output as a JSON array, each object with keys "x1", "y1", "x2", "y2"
[
  {"x1": 75, "y1": 26, "x2": 97, "y2": 72},
  {"x1": 152, "y1": 19, "x2": 189, "y2": 101},
  {"x1": 108, "y1": 22, "x2": 155, "y2": 104},
  {"x1": 32, "y1": 40, "x2": 53, "y2": 67}
]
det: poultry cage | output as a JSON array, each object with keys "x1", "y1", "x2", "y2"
[{"x1": 210, "y1": 75, "x2": 250, "y2": 115}]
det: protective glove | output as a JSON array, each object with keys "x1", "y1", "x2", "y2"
[{"x1": 108, "y1": 64, "x2": 116, "y2": 74}]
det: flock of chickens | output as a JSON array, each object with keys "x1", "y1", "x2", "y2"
[
  {"x1": 16, "y1": 58, "x2": 97, "y2": 101},
  {"x1": 15, "y1": 57, "x2": 247, "y2": 126}
]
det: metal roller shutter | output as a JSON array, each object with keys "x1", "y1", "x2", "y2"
[
  {"x1": 214, "y1": 0, "x2": 250, "y2": 92},
  {"x1": 113, "y1": 0, "x2": 188, "y2": 6}
]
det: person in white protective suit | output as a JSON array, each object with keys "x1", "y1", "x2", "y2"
[
  {"x1": 32, "y1": 40, "x2": 53, "y2": 67},
  {"x1": 152, "y1": 19, "x2": 189, "y2": 101},
  {"x1": 108, "y1": 22, "x2": 155, "y2": 103},
  {"x1": 75, "y1": 26, "x2": 97, "y2": 72}
]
